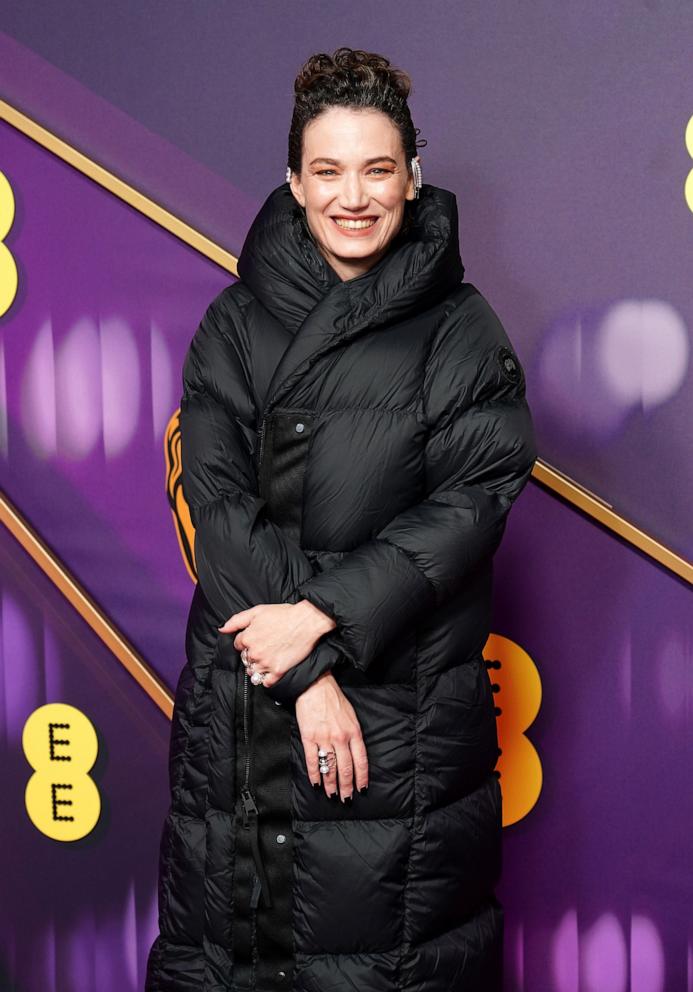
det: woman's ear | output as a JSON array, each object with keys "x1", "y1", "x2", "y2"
[{"x1": 289, "y1": 172, "x2": 306, "y2": 208}]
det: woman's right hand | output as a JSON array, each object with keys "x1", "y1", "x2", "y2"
[{"x1": 294, "y1": 671, "x2": 369, "y2": 801}]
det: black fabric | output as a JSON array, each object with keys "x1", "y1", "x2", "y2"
[
  {"x1": 145, "y1": 182, "x2": 538, "y2": 992},
  {"x1": 258, "y1": 411, "x2": 314, "y2": 546}
]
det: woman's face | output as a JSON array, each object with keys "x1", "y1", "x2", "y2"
[{"x1": 289, "y1": 106, "x2": 417, "y2": 282}]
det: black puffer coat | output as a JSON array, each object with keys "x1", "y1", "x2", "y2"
[{"x1": 145, "y1": 182, "x2": 537, "y2": 992}]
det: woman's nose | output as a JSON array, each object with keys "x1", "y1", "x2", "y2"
[{"x1": 339, "y1": 175, "x2": 369, "y2": 210}]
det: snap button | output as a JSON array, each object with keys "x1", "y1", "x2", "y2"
[
  {"x1": 295, "y1": 422, "x2": 305, "y2": 433},
  {"x1": 277, "y1": 971, "x2": 286, "y2": 981},
  {"x1": 274, "y1": 699, "x2": 282, "y2": 706},
  {"x1": 276, "y1": 833, "x2": 286, "y2": 844}
]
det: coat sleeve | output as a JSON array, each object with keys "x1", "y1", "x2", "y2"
[
  {"x1": 290, "y1": 292, "x2": 539, "y2": 672},
  {"x1": 180, "y1": 293, "x2": 344, "y2": 705}
]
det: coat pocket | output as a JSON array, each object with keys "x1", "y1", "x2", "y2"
[{"x1": 419, "y1": 653, "x2": 499, "y2": 795}]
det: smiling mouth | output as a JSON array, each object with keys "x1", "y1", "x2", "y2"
[{"x1": 331, "y1": 217, "x2": 379, "y2": 230}]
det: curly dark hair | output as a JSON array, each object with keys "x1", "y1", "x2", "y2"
[{"x1": 287, "y1": 47, "x2": 427, "y2": 178}]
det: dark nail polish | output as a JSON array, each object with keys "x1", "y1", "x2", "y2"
[
  {"x1": 313, "y1": 782, "x2": 321, "y2": 789},
  {"x1": 358, "y1": 786, "x2": 368, "y2": 794},
  {"x1": 329, "y1": 791, "x2": 338, "y2": 799},
  {"x1": 343, "y1": 795, "x2": 352, "y2": 804}
]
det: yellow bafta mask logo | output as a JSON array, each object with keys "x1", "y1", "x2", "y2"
[
  {"x1": 23, "y1": 703, "x2": 101, "y2": 841},
  {"x1": 165, "y1": 407, "x2": 197, "y2": 583}
]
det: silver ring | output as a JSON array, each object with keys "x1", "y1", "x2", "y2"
[
  {"x1": 241, "y1": 647, "x2": 252, "y2": 667},
  {"x1": 250, "y1": 670, "x2": 267, "y2": 686},
  {"x1": 317, "y1": 745, "x2": 336, "y2": 775}
]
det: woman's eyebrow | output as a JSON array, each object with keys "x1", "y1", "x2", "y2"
[{"x1": 309, "y1": 156, "x2": 398, "y2": 166}]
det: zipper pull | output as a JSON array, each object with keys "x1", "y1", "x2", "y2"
[
  {"x1": 250, "y1": 874, "x2": 263, "y2": 910},
  {"x1": 239, "y1": 786, "x2": 274, "y2": 909},
  {"x1": 240, "y1": 786, "x2": 259, "y2": 827},
  {"x1": 241, "y1": 786, "x2": 259, "y2": 817}
]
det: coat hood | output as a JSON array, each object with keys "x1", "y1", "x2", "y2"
[{"x1": 236, "y1": 182, "x2": 465, "y2": 336}]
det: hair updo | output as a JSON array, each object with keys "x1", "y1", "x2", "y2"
[{"x1": 287, "y1": 47, "x2": 427, "y2": 178}]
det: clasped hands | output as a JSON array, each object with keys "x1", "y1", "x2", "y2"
[
  {"x1": 217, "y1": 601, "x2": 369, "y2": 801},
  {"x1": 218, "y1": 600, "x2": 333, "y2": 686}
]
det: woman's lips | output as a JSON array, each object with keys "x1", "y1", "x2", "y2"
[{"x1": 331, "y1": 216, "x2": 380, "y2": 237}]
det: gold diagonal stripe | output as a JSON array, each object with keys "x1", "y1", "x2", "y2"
[
  {"x1": 0, "y1": 489, "x2": 174, "y2": 717},
  {"x1": 532, "y1": 461, "x2": 692, "y2": 583},
  {"x1": 0, "y1": 98, "x2": 238, "y2": 276},
  {"x1": 0, "y1": 98, "x2": 690, "y2": 724}
]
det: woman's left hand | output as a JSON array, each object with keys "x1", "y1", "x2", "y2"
[{"x1": 217, "y1": 600, "x2": 334, "y2": 688}]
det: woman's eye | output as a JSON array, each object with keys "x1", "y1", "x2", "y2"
[{"x1": 315, "y1": 168, "x2": 392, "y2": 177}]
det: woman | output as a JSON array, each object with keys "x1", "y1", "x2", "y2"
[{"x1": 146, "y1": 47, "x2": 537, "y2": 992}]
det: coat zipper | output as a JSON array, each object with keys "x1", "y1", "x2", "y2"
[
  {"x1": 257, "y1": 419, "x2": 266, "y2": 467},
  {"x1": 257, "y1": 419, "x2": 267, "y2": 495},
  {"x1": 242, "y1": 666, "x2": 251, "y2": 788},
  {"x1": 240, "y1": 666, "x2": 273, "y2": 910},
  {"x1": 239, "y1": 415, "x2": 273, "y2": 911}
]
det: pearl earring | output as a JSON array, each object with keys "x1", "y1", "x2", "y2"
[
  {"x1": 286, "y1": 166, "x2": 292, "y2": 183},
  {"x1": 411, "y1": 157, "x2": 422, "y2": 199}
]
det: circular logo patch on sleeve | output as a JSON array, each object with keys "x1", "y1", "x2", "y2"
[{"x1": 496, "y1": 345, "x2": 523, "y2": 384}]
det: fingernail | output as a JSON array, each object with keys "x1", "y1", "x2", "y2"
[
  {"x1": 329, "y1": 791, "x2": 338, "y2": 799},
  {"x1": 312, "y1": 782, "x2": 321, "y2": 789},
  {"x1": 342, "y1": 795, "x2": 352, "y2": 804},
  {"x1": 358, "y1": 786, "x2": 368, "y2": 794}
]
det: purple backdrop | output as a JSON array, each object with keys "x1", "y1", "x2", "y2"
[{"x1": 1, "y1": 11, "x2": 692, "y2": 991}]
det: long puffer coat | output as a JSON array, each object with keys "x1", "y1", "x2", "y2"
[{"x1": 145, "y1": 181, "x2": 538, "y2": 992}]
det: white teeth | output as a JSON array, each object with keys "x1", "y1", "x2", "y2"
[{"x1": 333, "y1": 218, "x2": 377, "y2": 229}]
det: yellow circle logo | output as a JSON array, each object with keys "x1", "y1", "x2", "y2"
[
  {"x1": 23, "y1": 703, "x2": 101, "y2": 841},
  {"x1": 484, "y1": 633, "x2": 543, "y2": 827},
  {"x1": 685, "y1": 115, "x2": 693, "y2": 214},
  {"x1": 0, "y1": 170, "x2": 18, "y2": 318}
]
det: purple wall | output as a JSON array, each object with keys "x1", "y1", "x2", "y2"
[{"x1": 1, "y1": 9, "x2": 691, "y2": 991}]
